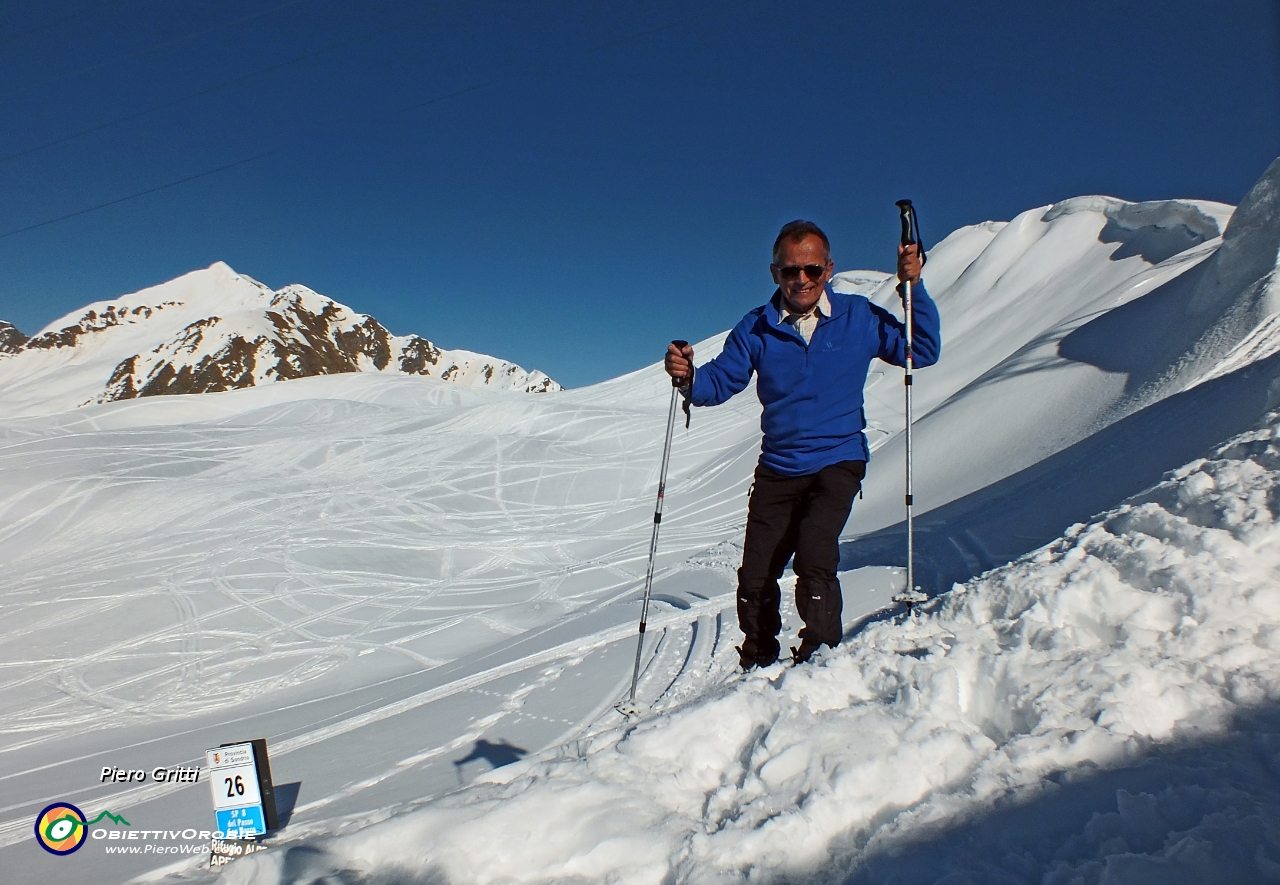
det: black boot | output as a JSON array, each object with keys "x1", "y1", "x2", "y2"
[
  {"x1": 790, "y1": 639, "x2": 823, "y2": 665},
  {"x1": 737, "y1": 638, "x2": 779, "y2": 671}
]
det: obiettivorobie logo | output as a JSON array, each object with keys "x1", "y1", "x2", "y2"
[{"x1": 34, "y1": 802, "x2": 131, "y2": 855}]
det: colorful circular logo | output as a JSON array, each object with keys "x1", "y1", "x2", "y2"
[{"x1": 35, "y1": 802, "x2": 87, "y2": 855}]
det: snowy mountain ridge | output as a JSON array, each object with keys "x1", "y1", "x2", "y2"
[{"x1": 0, "y1": 261, "x2": 559, "y2": 417}]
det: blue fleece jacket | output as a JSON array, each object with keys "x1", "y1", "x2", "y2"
[{"x1": 690, "y1": 283, "x2": 941, "y2": 476}]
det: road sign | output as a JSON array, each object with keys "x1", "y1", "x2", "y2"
[{"x1": 205, "y1": 740, "x2": 277, "y2": 839}]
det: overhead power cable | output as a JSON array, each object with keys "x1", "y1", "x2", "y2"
[
  {"x1": 0, "y1": 152, "x2": 272, "y2": 241},
  {"x1": 0, "y1": 0, "x2": 747, "y2": 243},
  {"x1": 0, "y1": 0, "x2": 464, "y2": 166}
]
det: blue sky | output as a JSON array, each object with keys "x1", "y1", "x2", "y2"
[{"x1": 1, "y1": 1, "x2": 1278, "y2": 388}]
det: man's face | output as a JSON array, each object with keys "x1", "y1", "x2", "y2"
[{"x1": 771, "y1": 234, "x2": 833, "y2": 315}]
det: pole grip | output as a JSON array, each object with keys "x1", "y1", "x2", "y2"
[
  {"x1": 671, "y1": 339, "x2": 689, "y2": 388},
  {"x1": 895, "y1": 199, "x2": 915, "y2": 246}
]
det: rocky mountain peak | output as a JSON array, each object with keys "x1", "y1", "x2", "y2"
[
  {"x1": 0, "y1": 321, "x2": 27, "y2": 354},
  {"x1": 0, "y1": 263, "x2": 560, "y2": 417}
]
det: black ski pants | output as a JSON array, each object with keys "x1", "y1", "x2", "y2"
[{"x1": 737, "y1": 459, "x2": 866, "y2": 660}]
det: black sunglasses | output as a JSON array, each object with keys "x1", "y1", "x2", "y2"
[{"x1": 773, "y1": 263, "x2": 827, "y2": 281}]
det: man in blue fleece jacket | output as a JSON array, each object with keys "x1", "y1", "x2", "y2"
[{"x1": 664, "y1": 220, "x2": 940, "y2": 668}]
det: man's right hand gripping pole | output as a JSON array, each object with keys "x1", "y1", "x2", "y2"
[
  {"x1": 665, "y1": 340, "x2": 693, "y2": 387},
  {"x1": 665, "y1": 339, "x2": 693, "y2": 427}
]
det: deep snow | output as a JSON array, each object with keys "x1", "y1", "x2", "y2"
[
  {"x1": 222, "y1": 417, "x2": 1280, "y2": 885},
  {"x1": 3, "y1": 158, "x2": 1280, "y2": 885}
]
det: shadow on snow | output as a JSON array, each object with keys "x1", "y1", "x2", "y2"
[{"x1": 834, "y1": 704, "x2": 1280, "y2": 885}]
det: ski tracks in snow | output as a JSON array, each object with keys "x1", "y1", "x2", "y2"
[
  {"x1": 0, "y1": 577, "x2": 741, "y2": 856},
  {"x1": 0, "y1": 375, "x2": 762, "y2": 883}
]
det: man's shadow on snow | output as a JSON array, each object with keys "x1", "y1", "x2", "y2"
[{"x1": 452, "y1": 739, "x2": 527, "y2": 784}]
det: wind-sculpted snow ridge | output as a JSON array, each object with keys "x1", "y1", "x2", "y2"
[
  {"x1": 844, "y1": 191, "x2": 1238, "y2": 518},
  {"x1": 0, "y1": 262, "x2": 558, "y2": 417},
  {"x1": 837, "y1": 160, "x2": 1280, "y2": 595},
  {"x1": 224, "y1": 415, "x2": 1280, "y2": 885}
]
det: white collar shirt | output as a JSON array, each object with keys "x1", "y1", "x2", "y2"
[{"x1": 778, "y1": 290, "x2": 831, "y2": 345}]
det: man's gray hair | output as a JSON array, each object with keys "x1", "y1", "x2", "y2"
[{"x1": 772, "y1": 220, "x2": 831, "y2": 263}]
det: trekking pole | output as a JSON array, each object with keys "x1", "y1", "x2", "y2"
[
  {"x1": 618, "y1": 340, "x2": 688, "y2": 715},
  {"x1": 894, "y1": 200, "x2": 927, "y2": 615}
]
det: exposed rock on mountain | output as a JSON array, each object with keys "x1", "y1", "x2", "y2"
[
  {"x1": 0, "y1": 262, "x2": 559, "y2": 417},
  {"x1": 0, "y1": 321, "x2": 27, "y2": 354}
]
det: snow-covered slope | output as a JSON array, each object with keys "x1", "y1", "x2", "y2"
[
  {"x1": 224, "y1": 418, "x2": 1280, "y2": 885},
  {"x1": 843, "y1": 177, "x2": 1280, "y2": 589},
  {"x1": 0, "y1": 262, "x2": 559, "y2": 416},
  {"x1": 3, "y1": 158, "x2": 1280, "y2": 885},
  {"x1": 849, "y1": 196, "x2": 1235, "y2": 521}
]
